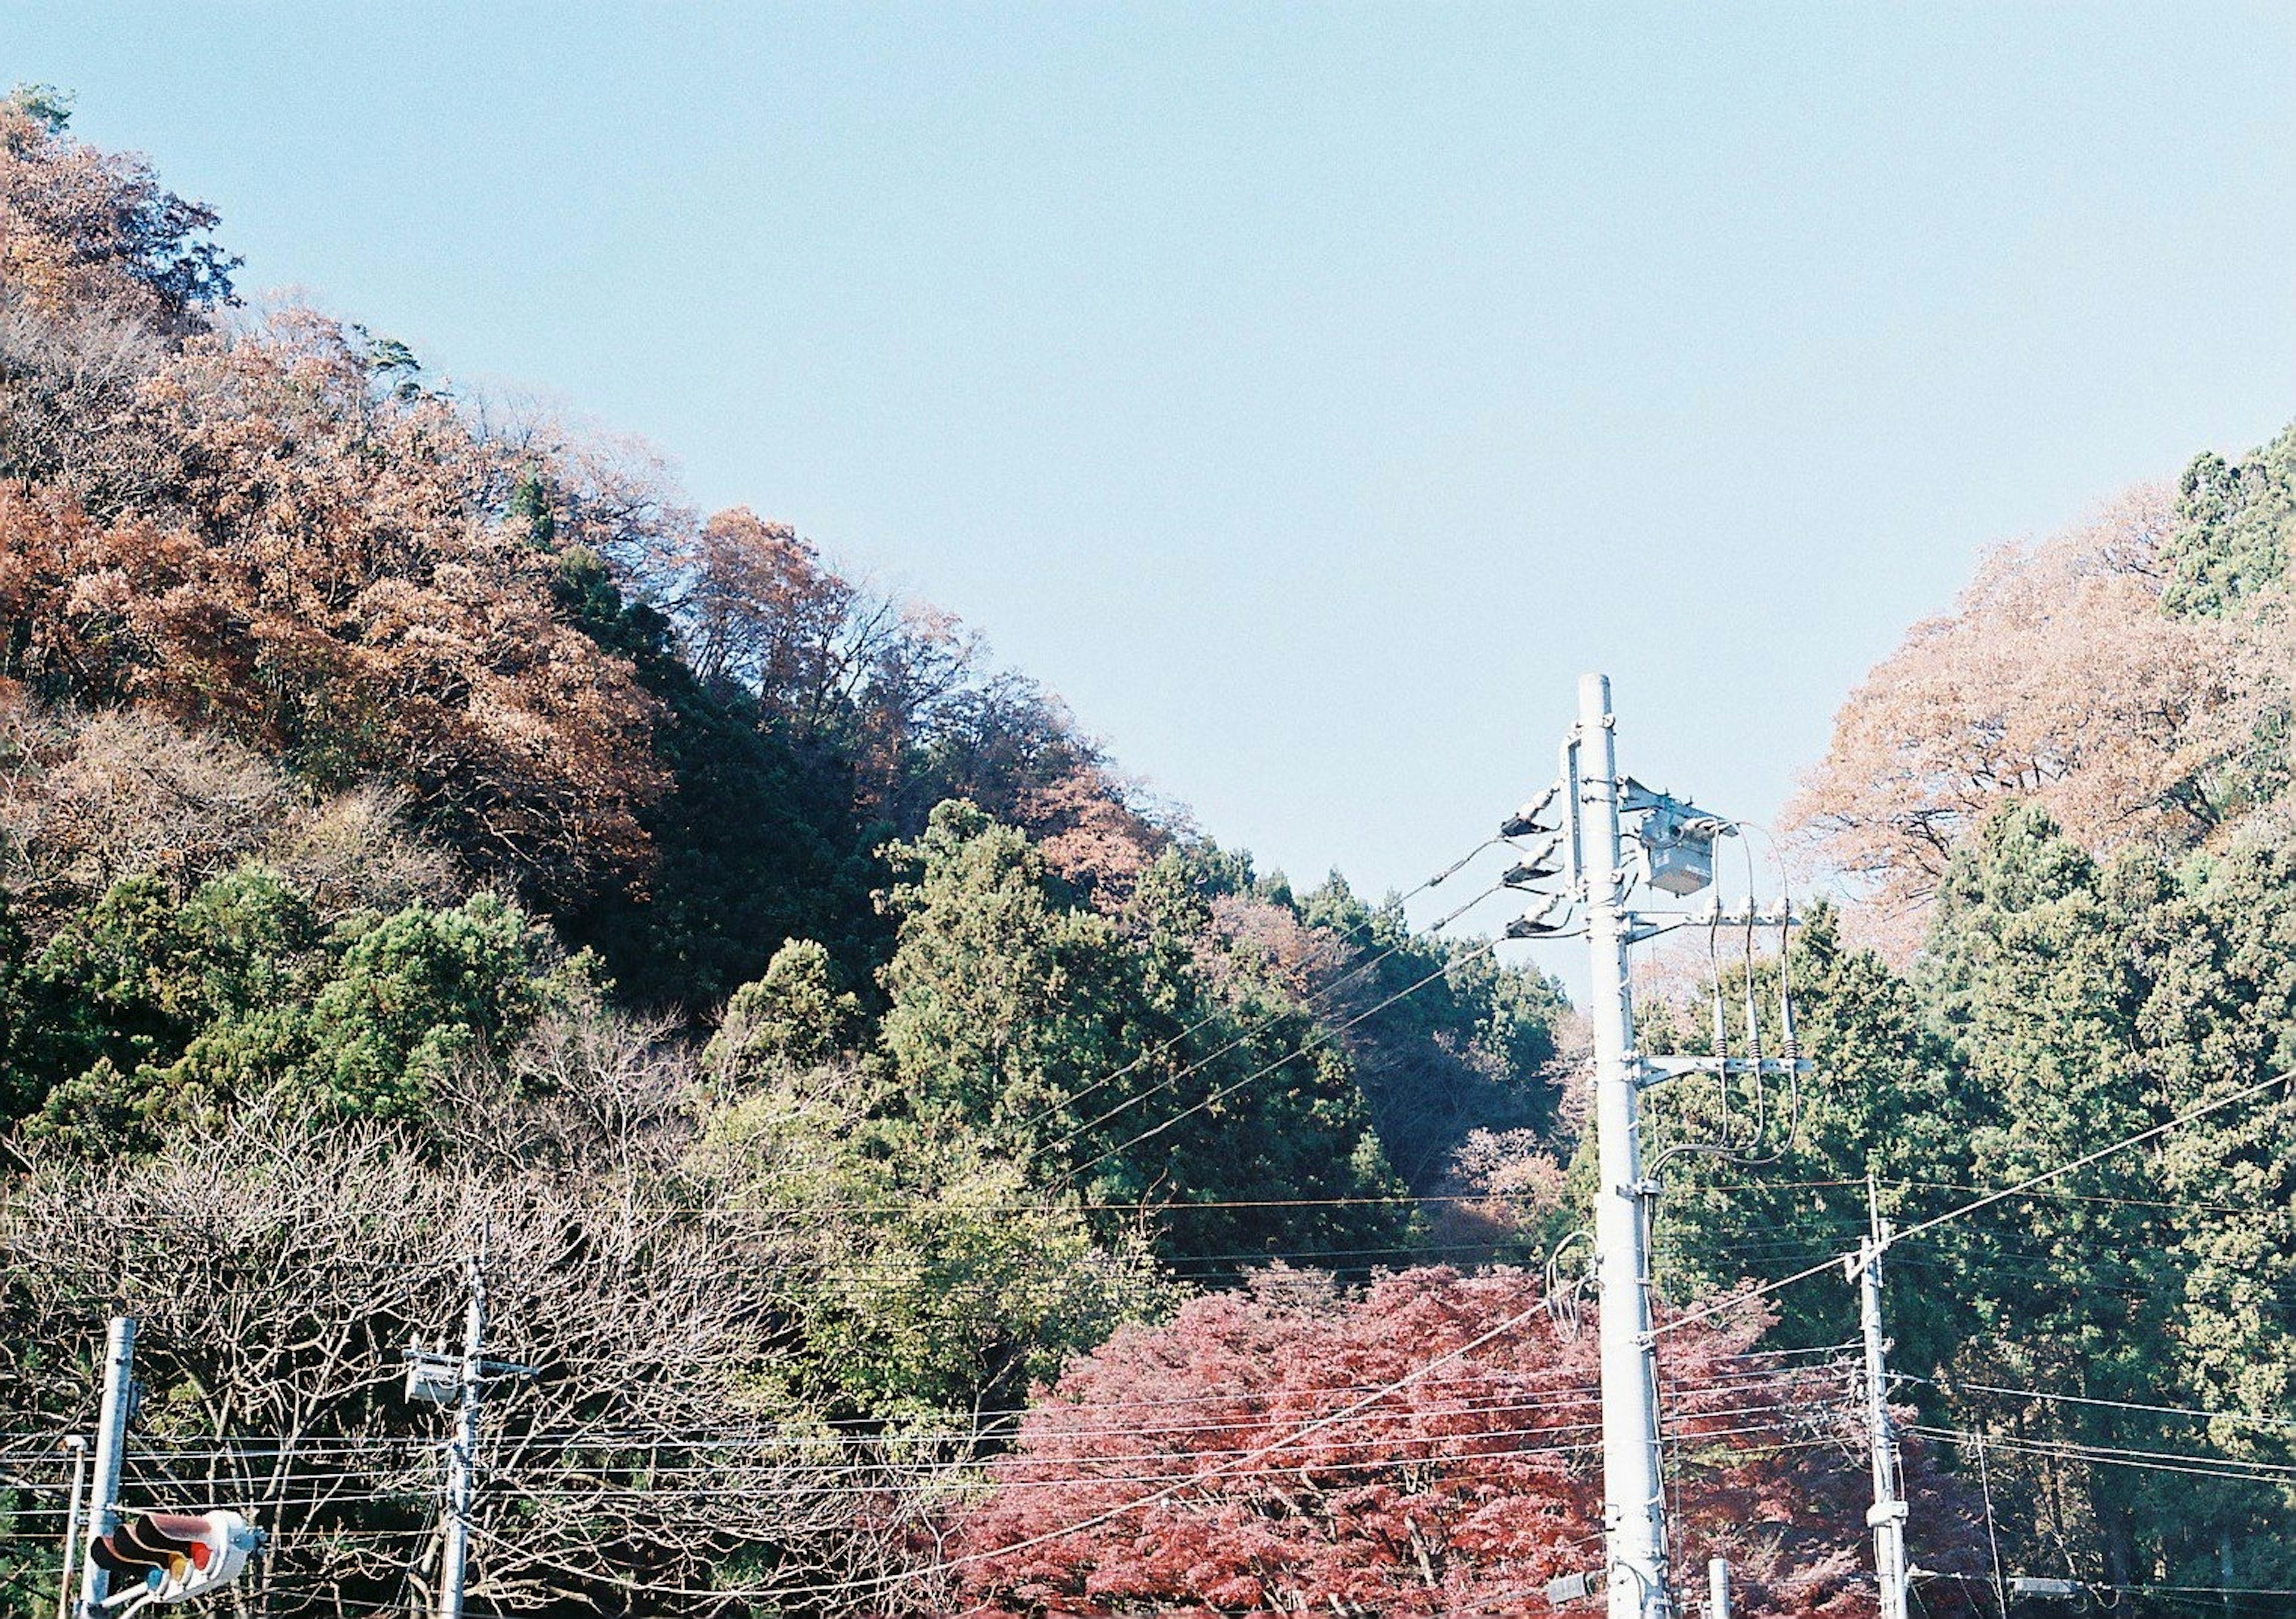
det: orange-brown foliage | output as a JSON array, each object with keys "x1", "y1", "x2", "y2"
[
  {"x1": 0, "y1": 312, "x2": 666, "y2": 903},
  {"x1": 0, "y1": 96, "x2": 236, "y2": 326},
  {"x1": 1782, "y1": 487, "x2": 2237, "y2": 956}
]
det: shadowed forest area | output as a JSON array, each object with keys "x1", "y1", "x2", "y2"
[{"x1": 5, "y1": 86, "x2": 2296, "y2": 1618}]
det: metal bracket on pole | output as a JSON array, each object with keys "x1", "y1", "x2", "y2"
[
  {"x1": 1636, "y1": 1055, "x2": 1814, "y2": 1090},
  {"x1": 1623, "y1": 899, "x2": 1803, "y2": 945}
]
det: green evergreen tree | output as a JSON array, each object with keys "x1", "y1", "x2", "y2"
[
  {"x1": 2123, "y1": 839, "x2": 2296, "y2": 1584},
  {"x1": 25, "y1": 866, "x2": 321, "y2": 1151},
  {"x1": 1295, "y1": 873, "x2": 1567, "y2": 1190},
  {"x1": 706, "y1": 937, "x2": 865, "y2": 1080},
  {"x1": 2161, "y1": 420, "x2": 2296, "y2": 618},
  {"x1": 879, "y1": 801, "x2": 1137, "y2": 1152},
  {"x1": 1913, "y1": 805, "x2": 2172, "y2": 1586},
  {"x1": 878, "y1": 804, "x2": 1412, "y2": 1269},
  {"x1": 1645, "y1": 905, "x2": 1975, "y2": 1371},
  {"x1": 554, "y1": 549, "x2": 883, "y2": 1015},
  {"x1": 297, "y1": 892, "x2": 551, "y2": 1127},
  {"x1": 0, "y1": 890, "x2": 39, "y2": 1126}
]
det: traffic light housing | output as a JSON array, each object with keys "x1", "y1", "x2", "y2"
[{"x1": 90, "y1": 1511, "x2": 262, "y2": 1605}]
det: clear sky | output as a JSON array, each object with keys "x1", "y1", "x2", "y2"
[{"x1": 9, "y1": 3, "x2": 2295, "y2": 983}]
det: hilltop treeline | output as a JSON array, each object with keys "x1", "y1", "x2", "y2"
[
  {"x1": 0, "y1": 86, "x2": 1571, "y2": 1210},
  {"x1": 1643, "y1": 432, "x2": 2296, "y2": 1596},
  {"x1": 0, "y1": 88, "x2": 1651, "y2": 1617},
  {"x1": 8, "y1": 83, "x2": 2292, "y2": 1618}
]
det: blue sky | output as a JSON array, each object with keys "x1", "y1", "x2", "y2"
[{"x1": 10, "y1": 3, "x2": 2295, "y2": 978}]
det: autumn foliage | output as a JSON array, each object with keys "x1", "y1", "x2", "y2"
[
  {"x1": 955, "y1": 1267, "x2": 1977, "y2": 1619},
  {"x1": 20, "y1": 78, "x2": 2284, "y2": 1619},
  {"x1": 0, "y1": 90, "x2": 1167, "y2": 932},
  {"x1": 0, "y1": 91, "x2": 237, "y2": 325},
  {"x1": 1782, "y1": 487, "x2": 2247, "y2": 954},
  {"x1": 0, "y1": 328, "x2": 667, "y2": 904}
]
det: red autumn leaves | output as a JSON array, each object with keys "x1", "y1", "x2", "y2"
[{"x1": 952, "y1": 1267, "x2": 1978, "y2": 1619}]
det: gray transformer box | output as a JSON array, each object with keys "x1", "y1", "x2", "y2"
[{"x1": 1639, "y1": 808, "x2": 1715, "y2": 895}]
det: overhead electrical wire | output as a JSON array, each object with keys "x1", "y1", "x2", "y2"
[
  {"x1": 0, "y1": 1366, "x2": 1847, "y2": 1483},
  {"x1": 1651, "y1": 1066, "x2": 2296, "y2": 1339},
  {"x1": 1068, "y1": 936, "x2": 1506, "y2": 1180},
  {"x1": 998, "y1": 833, "x2": 1513, "y2": 1153},
  {"x1": 1910, "y1": 1422, "x2": 2296, "y2": 1488},
  {"x1": 442, "y1": 1425, "x2": 1860, "y2": 1610},
  {"x1": 22, "y1": 1079, "x2": 2287, "y2": 1602},
  {"x1": 21, "y1": 1283, "x2": 1755, "y2": 1613},
  {"x1": 749, "y1": 1272, "x2": 1686, "y2": 1604},
  {"x1": 60, "y1": 1051, "x2": 2260, "y2": 1606},
  {"x1": 19, "y1": 845, "x2": 2296, "y2": 1602},
  {"x1": 1044, "y1": 887, "x2": 1509, "y2": 1168}
]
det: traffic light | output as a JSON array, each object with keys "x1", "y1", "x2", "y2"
[{"x1": 90, "y1": 1511, "x2": 262, "y2": 1605}]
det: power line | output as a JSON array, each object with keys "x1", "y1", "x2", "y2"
[
  {"x1": 1001, "y1": 835, "x2": 1510, "y2": 1150},
  {"x1": 1898, "y1": 1374, "x2": 2296, "y2": 1437},
  {"x1": 1910, "y1": 1423, "x2": 2296, "y2": 1489},
  {"x1": 0, "y1": 1360, "x2": 1847, "y2": 1473},
  {"x1": 1652, "y1": 1068, "x2": 2295, "y2": 1339},
  {"x1": 609, "y1": 1281, "x2": 1578, "y2": 1605},
  {"x1": 1068, "y1": 939, "x2": 1504, "y2": 1179},
  {"x1": 29, "y1": 1168, "x2": 2283, "y2": 1235},
  {"x1": 1874, "y1": 1176, "x2": 2273, "y2": 1220},
  {"x1": 444, "y1": 1426, "x2": 1861, "y2": 1609}
]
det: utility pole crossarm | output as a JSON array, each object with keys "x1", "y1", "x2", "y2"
[{"x1": 1635, "y1": 1055, "x2": 1813, "y2": 1090}]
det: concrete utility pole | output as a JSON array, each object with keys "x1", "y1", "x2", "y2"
[
  {"x1": 77, "y1": 1318, "x2": 135, "y2": 1619},
  {"x1": 1854, "y1": 1186, "x2": 1910, "y2": 1619},
  {"x1": 1510, "y1": 675, "x2": 1806, "y2": 1619},
  {"x1": 408, "y1": 1232, "x2": 535, "y2": 1619},
  {"x1": 1577, "y1": 674, "x2": 1673, "y2": 1619},
  {"x1": 438, "y1": 1248, "x2": 486, "y2": 1619}
]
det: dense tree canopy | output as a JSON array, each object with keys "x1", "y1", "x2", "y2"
[
  {"x1": 1781, "y1": 490, "x2": 2236, "y2": 953},
  {"x1": 2162, "y1": 421, "x2": 2296, "y2": 619},
  {"x1": 0, "y1": 87, "x2": 237, "y2": 326},
  {"x1": 1657, "y1": 801, "x2": 2296, "y2": 1597},
  {"x1": 878, "y1": 802, "x2": 1418, "y2": 1268},
  {"x1": 0, "y1": 97, "x2": 1583, "y2": 1618},
  {"x1": 1669, "y1": 419, "x2": 2296, "y2": 1588},
  {"x1": 957, "y1": 1267, "x2": 1982, "y2": 1619},
  {"x1": 15, "y1": 81, "x2": 2296, "y2": 1619}
]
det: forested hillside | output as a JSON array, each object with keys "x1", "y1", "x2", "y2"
[
  {"x1": 1643, "y1": 424, "x2": 2296, "y2": 1594},
  {"x1": 0, "y1": 88, "x2": 1620, "y2": 1617},
  {"x1": 7, "y1": 85, "x2": 2296, "y2": 1619}
]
